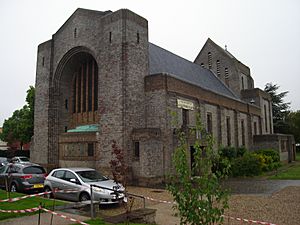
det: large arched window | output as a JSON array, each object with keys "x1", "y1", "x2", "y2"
[{"x1": 72, "y1": 58, "x2": 98, "y2": 114}]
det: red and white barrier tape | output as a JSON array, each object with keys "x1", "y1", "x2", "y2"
[
  {"x1": 40, "y1": 207, "x2": 89, "y2": 225},
  {"x1": 143, "y1": 195, "x2": 277, "y2": 225},
  {"x1": 0, "y1": 207, "x2": 39, "y2": 213},
  {"x1": 0, "y1": 189, "x2": 77, "y2": 202},
  {"x1": 0, "y1": 191, "x2": 52, "y2": 202},
  {"x1": 144, "y1": 196, "x2": 175, "y2": 204},
  {"x1": 223, "y1": 215, "x2": 277, "y2": 225}
]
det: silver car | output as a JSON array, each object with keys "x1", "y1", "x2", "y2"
[{"x1": 44, "y1": 168, "x2": 125, "y2": 204}]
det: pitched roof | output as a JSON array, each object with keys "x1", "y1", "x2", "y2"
[
  {"x1": 148, "y1": 43, "x2": 238, "y2": 99},
  {"x1": 205, "y1": 38, "x2": 250, "y2": 71}
]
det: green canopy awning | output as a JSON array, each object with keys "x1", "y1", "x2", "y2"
[{"x1": 67, "y1": 124, "x2": 99, "y2": 133}]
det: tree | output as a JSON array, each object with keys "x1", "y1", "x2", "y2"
[
  {"x1": 286, "y1": 110, "x2": 300, "y2": 143},
  {"x1": 264, "y1": 83, "x2": 290, "y2": 133},
  {"x1": 167, "y1": 112, "x2": 229, "y2": 225},
  {"x1": 0, "y1": 86, "x2": 35, "y2": 149}
]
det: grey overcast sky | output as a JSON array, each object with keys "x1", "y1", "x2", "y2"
[{"x1": 0, "y1": 0, "x2": 300, "y2": 126}]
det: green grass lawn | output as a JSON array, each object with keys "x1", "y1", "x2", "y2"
[
  {"x1": 269, "y1": 152, "x2": 300, "y2": 180},
  {"x1": 0, "y1": 190, "x2": 150, "y2": 225},
  {"x1": 0, "y1": 189, "x2": 66, "y2": 221}
]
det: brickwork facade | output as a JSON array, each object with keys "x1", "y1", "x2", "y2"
[{"x1": 33, "y1": 8, "x2": 295, "y2": 185}]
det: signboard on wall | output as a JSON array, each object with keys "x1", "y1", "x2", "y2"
[{"x1": 177, "y1": 99, "x2": 194, "y2": 110}]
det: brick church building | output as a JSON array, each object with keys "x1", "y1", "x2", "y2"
[{"x1": 32, "y1": 8, "x2": 295, "y2": 185}]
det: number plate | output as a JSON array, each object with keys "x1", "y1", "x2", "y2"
[{"x1": 33, "y1": 184, "x2": 44, "y2": 188}]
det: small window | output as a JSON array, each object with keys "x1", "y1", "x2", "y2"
[
  {"x1": 182, "y1": 109, "x2": 189, "y2": 127},
  {"x1": 109, "y1": 32, "x2": 112, "y2": 43},
  {"x1": 137, "y1": 32, "x2": 140, "y2": 44},
  {"x1": 200, "y1": 63, "x2": 204, "y2": 68},
  {"x1": 206, "y1": 113, "x2": 212, "y2": 134},
  {"x1": 241, "y1": 120, "x2": 245, "y2": 146},
  {"x1": 216, "y1": 60, "x2": 220, "y2": 76},
  {"x1": 64, "y1": 126, "x2": 68, "y2": 132},
  {"x1": 241, "y1": 76, "x2": 245, "y2": 90},
  {"x1": 226, "y1": 117, "x2": 231, "y2": 146},
  {"x1": 88, "y1": 143, "x2": 94, "y2": 156},
  {"x1": 134, "y1": 141, "x2": 140, "y2": 158},
  {"x1": 42, "y1": 57, "x2": 45, "y2": 67},
  {"x1": 254, "y1": 122, "x2": 257, "y2": 135},
  {"x1": 65, "y1": 99, "x2": 68, "y2": 110},
  {"x1": 208, "y1": 52, "x2": 212, "y2": 69},
  {"x1": 74, "y1": 28, "x2": 77, "y2": 38}
]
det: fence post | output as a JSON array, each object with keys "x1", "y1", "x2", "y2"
[
  {"x1": 38, "y1": 202, "x2": 41, "y2": 225},
  {"x1": 90, "y1": 185, "x2": 94, "y2": 219}
]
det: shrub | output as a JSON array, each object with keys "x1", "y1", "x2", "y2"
[
  {"x1": 231, "y1": 153, "x2": 262, "y2": 177},
  {"x1": 256, "y1": 149, "x2": 280, "y2": 162},
  {"x1": 219, "y1": 146, "x2": 237, "y2": 159},
  {"x1": 236, "y1": 146, "x2": 247, "y2": 157}
]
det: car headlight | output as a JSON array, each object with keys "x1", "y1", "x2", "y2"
[{"x1": 92, "y1": 187, "x2": 106, "y2": 193}]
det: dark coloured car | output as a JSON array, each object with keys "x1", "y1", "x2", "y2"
[{"x1": 0, "y1": 163, "x2": 46, "y2": 193}]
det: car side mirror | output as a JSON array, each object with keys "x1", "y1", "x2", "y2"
[{"x1": 70, "y1": 178, "x2": 80, "y2": 184}]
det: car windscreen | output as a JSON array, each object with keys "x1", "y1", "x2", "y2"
[
  {"x1": 20, "y1": 157, "x2": 30, "y2": 162},
  {"x1": 76, "y1": 170, "x2": 108, "y2": 182},
  {"x1": 23, "y1": 166, "x2": 46, "y2": 174}
]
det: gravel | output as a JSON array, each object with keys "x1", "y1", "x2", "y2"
[{"x1": 98, "y1": 185, "x2": 300, "y2": 225}]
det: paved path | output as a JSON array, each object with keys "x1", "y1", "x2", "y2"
[
  {"x1": 0, "y1": 211, "x2": 90, "y2": 225},
  {"x1": 222, "y1": 179, "x2": 300, "y2": 195}
]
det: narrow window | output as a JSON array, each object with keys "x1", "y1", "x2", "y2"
[
  {"x1": 72, "y1": 74, "x2": 77, "y2": 113},
  {"x1": 64, "y1": 126, "x2": 68, "y2": 132},
  {"x1": 109, "y1": 32, "x2": 112, "y2": 43},
  {"x1": 241, "y1": 120, "x2": 245, "y2": 146},
  {"x1": 225, "y1": 68, "x2": 229, "y2": 86},
  {"x1": 88, "y1": 143, "x2": 94, "y2": 156},
  {"x1": 82, "y1": 62, "x2": 87, "y2": 112},
  {"x1": 77, "y1": 69, "x2": 82, "y2": 113},
  {"x1": 208, "y1": 52, "x2": 212, "y2": 69},
  {"x1": 182, "y1": 109, "x2": 189, "y2": 128},
  {"x1": 264, "y1": 105, "x2": 268, "y2": 133},
  {"x1": 74, "y1": 28, "x2": 77, "y2": 38},
  {"x1": 226, "y1": 117, "x2": 231, "y2": 146},
  {"x1": 200, "y1": 63, "x2": 204, "y2": 68},
  {"x1": 42, "y1": 57, "x2": 45, "y2": 67},
  {"x1": 241, "y1": 76, "x2": 245, "y2": 90},
  {"x1": 134, "y1": 141, "x2": 140, "y2": 158},
  {"x1": 206, "y1": 113, "x2": 212, "y2": 134},
  {"x1": 254, "y1": 121, "x2": 257, "y2": 135},
  {"x1": 65, "y1": 99, "x2": 68, "y2": 110},
  {"x1": 94, "y1": 64, "x2": 98, "y2": 111},
  {"x1": 137, "y1": 32, "x2": 140, "y2": 44},
  {"x1": 216, "y1": 60, "x2": 220, "y2": 76}
]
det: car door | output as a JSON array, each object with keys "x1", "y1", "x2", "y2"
[
  {"x1": 61, "y1": 171, "x2": 82, "y2": 201},
  {"x1": 0, "y1": 166, "x2": 8, "y2": 189},
  {"x1": 49, "y1": 170, "x2": 66, "y2": 200}
]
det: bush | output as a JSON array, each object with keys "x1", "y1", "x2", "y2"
[
  {"x1": 255, "y1": 149, "x2": 280, "y2": 162},
  {"x1": 236, "y1": 146, "x2": 247, "y2": 157},
  {"x1": 231, "y1": 153, "x2": 262, "y2": 177},
  {"x1": 219, "y1": 146, "x2": 237, "y2": 159}
]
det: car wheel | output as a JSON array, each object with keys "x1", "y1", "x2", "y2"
[
  {"x1": 44, "y1": 186, "x2": 53, "y2": 199},
  {"x1": 10, "y1": 183, "x2": 18, "y2": 193},
  {"x1": 79, "y1": 192, "x2": 90, "y2": 202}
]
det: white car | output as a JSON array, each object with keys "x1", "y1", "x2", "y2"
[{"x1": 44, "y1": 167, "x2": 125, "y2": 204}]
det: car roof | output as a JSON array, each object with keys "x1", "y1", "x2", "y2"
[
  {"x1": 53, "y1": 167, "x2": 95, "y2": 172},
  {"x1": 9, "y1": 162, "x2": 42, "y2": 168}
]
